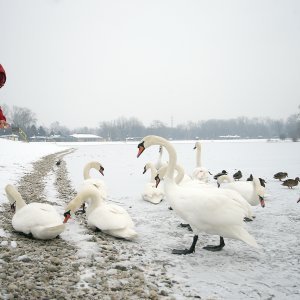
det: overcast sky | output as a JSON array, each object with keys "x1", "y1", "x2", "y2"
[{"x1": 0, "y1": 0, "x2": 299, "y2": 129}]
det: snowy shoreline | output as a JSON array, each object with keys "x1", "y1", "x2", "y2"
[{"x1": 0, "y1": 149, "x2": 177, "y2": 299}]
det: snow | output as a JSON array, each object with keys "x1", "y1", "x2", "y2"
[{"x1": 1, "y1": 138, "x2": 300, "y2": 299}]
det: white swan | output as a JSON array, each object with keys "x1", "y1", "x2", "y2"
[
  {"x1": 64, "y1": 185, "x2": 137, "y2": 240},
  {"x1": 78, "y1": 161, "x2": 108, "y2": 213},
  {"x1": 82, "y1": 161, "x2": 107, "y2": 195},
  {"x1": 191, "y1": 141, "x2": 210, "y2": 183},
  {"x1": 142, "y1": 163, "x2": 165, "y2": 204},
  {"x1": 157, "y1": 163, "x2": 253, "y2": 219},
  {"x1": 5, "y1": 184, "x2": 65, "y2": 240},
  {"x1": 217, "y1": 174, "x2": 265, "y2": 207},
  {"x1": 137, "y1": 135, "x2": 258, "y2": 254}
]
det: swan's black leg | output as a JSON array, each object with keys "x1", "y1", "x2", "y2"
[
  {"x1": 179, "y1": 223, "x2": 193, "y2": 232},
  {"x1": 244, "y1": 217, "x2": 253, "y2": 222},
  {"x1": 203, "y1": 236, "x2": 225, "y2": 251},
  {"x1": 172, "y1": 235, "x2": 198, "y2": 255}
]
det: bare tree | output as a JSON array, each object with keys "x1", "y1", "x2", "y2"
[{"x1": 10, "y1": 106, "x2": 37, "y2": 130}]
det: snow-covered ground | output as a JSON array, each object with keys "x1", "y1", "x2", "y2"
[{"x1": 1, "y1": 138, "x2": 300, "y2": 299}]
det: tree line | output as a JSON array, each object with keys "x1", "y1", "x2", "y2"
[{"x1": 1, "y1": 104, "x2": 299, "y2": 141}]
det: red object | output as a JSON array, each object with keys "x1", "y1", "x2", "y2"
[
  {"x1": 0, "y1": 64, "x2": 6, "y2": 88},
  {"x1": 0, "y1": 107, "x2": 6, "y2": 122}
]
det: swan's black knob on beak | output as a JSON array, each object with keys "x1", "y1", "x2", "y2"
[
  {"x1": 155, "y1": 174, "x2": 161, "y2": 188},
  {"x1": 137, "y1": 141, "x2": 145, "y2": 158},
  {"x1": 63, "y1": 210, "x2": 71, "y2": 223}
]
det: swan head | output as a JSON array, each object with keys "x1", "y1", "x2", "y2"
[
  {"x1": 137, "y1": 135, "x2": 164, "y2": 158},
  {"x1": 85, "y1": 161, "x2": 105, "y2": 176},
  {"x1": 193, "y1": 141, "x2": 201, "y2": 150},
  {"x1": 63, "y1": 210, "x2": 71, "y2": 223},
  {"x1": 154, "y1": 174, "x2": 161, "y2": 188},
  {"x1": 63, "y1": 200, "x2": 78, "y2": 223},
  {"x1": 259, "y1": 196, "x2": 265, "y2": 208},
  {"x1": 143, "y1": 163, "x2": 153, "y2": 174},
  {"x1": 137, "y1": 141, "x2": 145, "y2": 157}
]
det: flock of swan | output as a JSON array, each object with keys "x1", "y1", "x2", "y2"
[{"x1": 5, "y1": 135, "x2": 267, "y2": 255}]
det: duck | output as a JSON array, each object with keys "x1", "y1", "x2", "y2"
[
  {"x1": 273, "y1": 172, "x2": 288, "y2": 181},
  {"x1": 282, "y1": 177, "x2": 300, "y2": 189},
  {"x1": 137, "y1": 135, "x2": 258, "y2": 254},
  {"x1": 217, "y1": 174, "x2": 265, "y2": 207},
  {"x1": 142, "y1": 162, "x2": 165, "y2": 204},
  {"x1": 63, "y1": 184, "x2": 137, "y2": 240},
  {"x1": 247, "y1": 174, "x2": 266, "y2": 188},
  {"x1": 5, "y1": 184, "x2": 65, "y2": 240},
  {"x1": 191, "y1": 141, "x2": 211, "y2": 183},
  {"x1": 233, "y1": 170, "x2": 242, "y2": 181},
  {"x1": 213, "y1": 170, "x2": 228, "y2": 180}
]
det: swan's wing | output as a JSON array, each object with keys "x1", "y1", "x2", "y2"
[
  {"x1": 88, "y1": 204, "x2": 134, "y2": 231},
  {"x1": 170, "y1": 187, "x2": 248, "y2": 228},
  {"x1": 192, "y1": 167, "x2": 210, "y2": 182},
  {"x1": 142, "y1": 183, "x2": 164, "y2": 203}
]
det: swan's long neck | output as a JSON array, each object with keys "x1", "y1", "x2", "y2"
[
  {"x1": 5, "y1": 184, "x2": 26, "y2": 211},
  {"x1": 217, "y1": 174, "x2": 233, "y2": 185},
  {"x1": 252, "y1": 178, "x2": 265, "y2": 197},
  {"x1": 196, "y1": 143, "x2": 202, "y2": 167},
  {"x1": 83, "y1": 162, "x2": 100, "y2": 180},
  {"x1": 174, "y1": 164, "x2": 185, "y2": 184},
  {"x1": 148, "y1": 137, "x2": 177, "y2": 180},
  {"x1": 158, "y1": 164, "x2": 184, "y2": 184},
  {"x1": 66, "y1": 186, "x2": 103, "y2": 214}
]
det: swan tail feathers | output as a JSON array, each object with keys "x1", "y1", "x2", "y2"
[
  {"x1": 239, "y1": 228, "x2": 259, "y2": 248},
  {"x1": 32, "y1": 224, "x2": 65, "y2": 240},
  {"x1": 105, "y1": 228, "x2": 138, "y2": 240}
]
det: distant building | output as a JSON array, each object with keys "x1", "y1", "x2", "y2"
[
  {"x1": 70, "y1": 134, "x2": 104, "y2": 142},
  {"x1": 0, "y1": 134, "x2": 19, "y2": 141},
  {"x1": 219, "y1": 135, "x2": 240, "y2": 139},
  {"x1": 29, "y1": 136, "x2": 48, "y2": 142}
]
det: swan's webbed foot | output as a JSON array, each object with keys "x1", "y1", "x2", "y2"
[
  {"x1": 168, "y1": 206, "x2": 173, "y2": 210},
  {"x1": 179, "y1": 223, "x2": 193, "y2": 232},
  {"x1": 172, "y1": 235, "x2": 198, "y2": 255},
  {"x1": 243, "y1": 217, "x2": 253, "y2": 222},
  {"x1": 203, "y1": 236, "x2": 225, "y2": 252}
]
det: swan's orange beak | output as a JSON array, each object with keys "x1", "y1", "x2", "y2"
[
  {"x1": 259, "y1": 196, "x2": 265, "y2": 208},
  {"x1": 63, "y1": 211, "x2": 71, "y2": 223},
  {"x1": 137, "y1": 142, "x2": 145, "y2": 158}
]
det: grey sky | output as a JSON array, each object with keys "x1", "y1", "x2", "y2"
[{"x1": 1, "y1": 0, "x2": 299, "y2": 129}]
